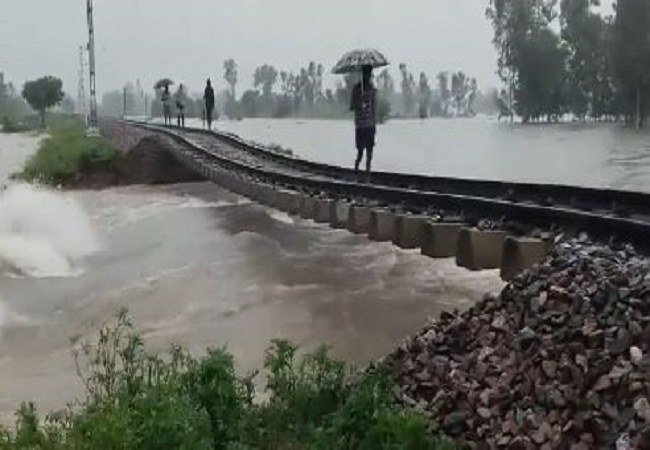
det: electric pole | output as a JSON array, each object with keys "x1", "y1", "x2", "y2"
[
  {"x1": 87, "y1": 0, "x2": 99, "y2": 134},
  {"x1": 77, "y1": 46, "x2": 87, "y2": 124}
]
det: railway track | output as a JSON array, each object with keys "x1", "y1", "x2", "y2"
[{"x1": 125, "y1": 120, "x2": 650, "y2": 250}]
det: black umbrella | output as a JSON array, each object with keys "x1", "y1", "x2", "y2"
[
  {"x1": 331, "y1": 49, "x2": 389, "y2": 75},
  {"x1": 154, "y1": 78, "x2": 174, "y2": 89}
]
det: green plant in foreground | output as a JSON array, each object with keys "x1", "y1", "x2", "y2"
[
  {"x1": 18, "y1": 119, "x2": 117, "y2": 185},
  {"x1": 0, "y1": 309, "x2": 457, "y2": 449}
]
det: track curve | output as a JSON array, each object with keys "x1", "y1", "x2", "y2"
[{"x1": 124, "y1": 120, "x2": 650, "y2": 250}]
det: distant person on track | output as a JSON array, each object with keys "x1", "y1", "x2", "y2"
[
  {"x1": 175, "y1": 84, "x2": 186, "y2": 128},
  {"x1": 204, "y1": 79, "x2": 215, "y2": 130},
  {"x1": 161, "y1": 85, "x2": 172, "y2": 127},
  {"x1": 350, "y1": 65, "x2": 377, "y2": 174}
]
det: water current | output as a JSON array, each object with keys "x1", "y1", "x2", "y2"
[{"x1": 0, "y1": 126, "x2": 504, "y2": 419}]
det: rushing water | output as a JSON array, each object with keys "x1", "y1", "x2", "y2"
[
  {"x1": 197, "y1": 116, "x2": 650, "y2": 193},
  {"x1": 3, "y1": 117, "x2": 649, "y2": 417},
  {"x1": 0, "y1": 130, "x2": 503, "y2": 419}
]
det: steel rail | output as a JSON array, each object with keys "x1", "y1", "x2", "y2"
[{"x1": 124, "y1": 120, "x2": 650, "y2": 249}]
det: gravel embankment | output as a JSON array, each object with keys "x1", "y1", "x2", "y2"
[{"x1": 388, "y1": 237, "x2": 650, "y2": 449}]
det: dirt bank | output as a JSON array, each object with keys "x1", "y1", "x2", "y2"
[{"x1": 65, "y1": 119, "x2": 204, "y2": 189}]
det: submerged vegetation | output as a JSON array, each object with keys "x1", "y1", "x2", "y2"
[
  {"x1": 487, "y1": 0, "x2": 650, "y2": 126},
  {"x1": 0, "y1": 310, "x2": 456, "y2": 449},
  {"x1": 17, "y1": 118, "x2": 117, "y2": 185}
]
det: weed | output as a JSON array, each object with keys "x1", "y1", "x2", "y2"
[
  {"x1": 0, "y1": 310, "x2": 457, "y2": 449},
  {"x1": 17, "y1": 119, "x2": 117, "y2": 184}
]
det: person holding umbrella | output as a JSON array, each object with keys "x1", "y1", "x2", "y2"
[
  {"x1": 350, "y1": 65, "x2": 377, "y2": 173},
  {"x1": 154, "y1": 78, "x2": 174, "y2": 127},
  {"x1": 333, "y1": 49, "x2": 389, "y2": 174}
]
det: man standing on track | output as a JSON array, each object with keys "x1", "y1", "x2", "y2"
[
  {"x1": 204, "y1": 79, "x2": 215, "y2": 130},
  {"x1": 350, "y1": 65, "x2": 377, "y2": 174},
  {"x1": 175, "y1": 84, "x2": 186, "y2": 129}
]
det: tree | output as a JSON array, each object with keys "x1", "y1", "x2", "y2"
[
  {"x1": 376, "y1": 96, "x2": 391, "y2": 124},
  {"x1": 418, "y1": 73, "x2": 432, "y2": 118},
  {"x1": 451, "y1": 72, "x2": 469, "y2": 116},
  {"x1": 275, "y1": 71, "x2": 297, "y2": 117},
  {"x1": 560, "y1": 0, "x2": 613, "y2": 120},
  {"x1": 21, "y1": 76, "x2": 64, "y2": 127},
  {"x1": 612, "y1": 0, "x2": 650, "y2": 128},
  {"x1": 467, "y1": 78, "x2": 479, "y2": 116},
  {"x1": 60, "y1": 95, "x2": 75, "y2": 115},
  {"x1": 223, "y1": 59, "x2": 239, "y2": 118},
  {"x1": 486, "y1": 0, "x2": 563, "y2": 122},
  {"x1": 436, "y1": 72, "x2": 451, "y2": 117},
  {"x1": 0, "y1": 72, "x2": 6, "y2": 102},
  {"x1": 399, "y1": 63, "x2": 416, "y2": 116},
  {"x1": 240, "y1": 90, "x2": 260, "y2": 117},
  {"x1": 334, "y1": 73, "x2": 357, "y2": 111},
  {"x1": 377, "y1": 69, "x2": 395, "y2": 97},
  {"x1": 253, "y1": 64, "x2": 278, "y2": 99}
]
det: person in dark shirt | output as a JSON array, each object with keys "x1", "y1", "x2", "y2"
[
  {"x1": 350, "y1": 65, "x2": 377, "y2": 173},
  {"x1": 204, "y1": 79, "x2": 215, "y2": 130}
]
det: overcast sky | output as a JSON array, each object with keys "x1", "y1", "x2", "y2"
[{"x1": 0, "y1": 0, "x2": 615, "y2": 97}]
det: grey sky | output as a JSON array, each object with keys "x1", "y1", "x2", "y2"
[{"x1": 0, "y1": 0, "x2": 615, "y2": 97}]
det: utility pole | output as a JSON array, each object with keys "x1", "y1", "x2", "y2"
[
  {"x1": 86, "y1": 0, "x2": 99, "y2": 134},
  {"x1": 77, "y1": 46, "x2": 87, "y2": 125},
  {"x1": 123, "y1": 87, "x2": 127, "y2": 118}
]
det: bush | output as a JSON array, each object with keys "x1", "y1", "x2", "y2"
[
  {"x1": 0, "y1": 310, "x2": 457, "y2": 449},
  {"x1": 18, "y1": 119, "x2": 117, "y2": 184},
  {"x1": 1, "y1": 117, "x2": 27, "y2": 134}
]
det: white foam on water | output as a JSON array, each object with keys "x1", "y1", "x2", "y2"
[
  {"x1": 0, "y1": 183, "x2": 100, "y2": 278},
  {"x1": 267, "y1": 209, "x2": 295, "y2": 225},
  {"x1": 89, "y1": 188, "x2": 250, "y2": 231}
]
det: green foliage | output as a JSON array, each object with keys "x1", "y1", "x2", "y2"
[
  {"x1": 21, "y1": 76, "x2": 64, "y2": 127},
  {"x1": 0, "y1": 311, "x2": 455, "y2": 450},
  {"x1": 486, "y1": 0, "x2": 650, "y2": 125},
  {"x1": 612, "y1": 0, "x2": 650, "y2": 127},
  {"x1": 18, "y1": 119, "x2": 117, "y2": 184}
]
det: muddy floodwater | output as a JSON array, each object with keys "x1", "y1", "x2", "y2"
[
  {"x1": 208, "y1": 116, "x2": 650, "y2": 192},
  {"x1": 0, "y1": 132, "x2": 503, "y2": 420}
]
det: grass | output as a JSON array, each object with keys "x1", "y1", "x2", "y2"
[
  {"x1": 0, "y1": 310, "x2": 457, "y2": 449},
  {"x1": 267, "y1": 143, "x2": 294, "y2": 157},
  {"x1": 17, "y1": 118, "x2": 117, "y2": 184}
]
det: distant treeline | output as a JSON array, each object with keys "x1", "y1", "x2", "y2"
[
  {"x1": 0, "y1": 72, "x2": 29, "y2": 121},
  {"x1": 100, "y1": 60, "x2": 499, "y2": 122},
  {"x1": 487, "y1": 0, "x2": 650, "y2": 127}
]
